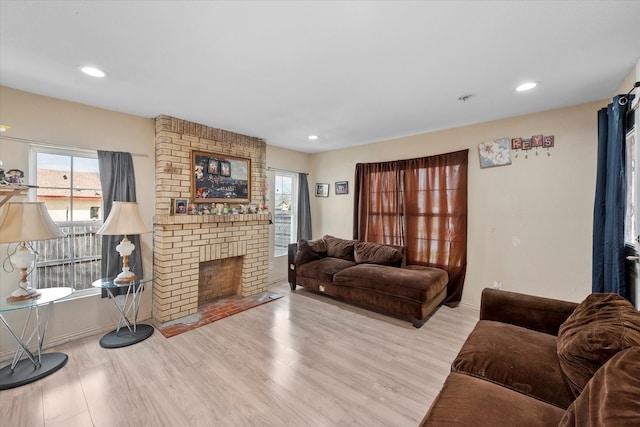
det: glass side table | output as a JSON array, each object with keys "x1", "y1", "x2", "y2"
[
  {"x1": 92, "y1": 277, "x2": 154, "y2": 348},
  {"x1": 0, "y1": 287, "x2": 73, "y2": 390}
]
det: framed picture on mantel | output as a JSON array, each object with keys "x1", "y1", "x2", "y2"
[{"x1": 191, "y1": 151, "x2": 251, "y2": 203}]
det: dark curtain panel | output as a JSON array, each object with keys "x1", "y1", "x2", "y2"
[
  {"x1": 353, "y1": 149, "x2": 468, "y2": 306},
  {"x1": 298, "y1": 173, "x2": 312, "y2": 240},
  {"x1": 592, "y1": 95, "x2": 632, "y2": 297},
  {"x1": 98, "y1": 151, "x2": 143, "y2": 287}
]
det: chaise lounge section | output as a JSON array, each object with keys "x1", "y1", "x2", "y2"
[
  {"x1": 421, "y1": 288, "x2": 640, "y2": 426},
  {"x1": 288, "y1": 235, "x2": 449, "y2": 327}
]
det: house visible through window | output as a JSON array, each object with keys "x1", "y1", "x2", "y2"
[
  {"x1": 32, "y1": 150, "x2": 103, "y2": 290},
  {"x1": 274, "y1": 172, "x2": 297, "y2": 257}
]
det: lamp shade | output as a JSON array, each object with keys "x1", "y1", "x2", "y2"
[
  {"x1": 0, "y1": 202, "x2": 66, "y2": 243},
  {"x1": 97, "y1": 202, "x2": 151, "y2": 236}
]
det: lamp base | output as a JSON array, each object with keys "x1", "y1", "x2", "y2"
[
  {"x1": 114, "y1": 271, "x2": 138, "y2": 284},
  {"x1": 6, "y1": 286, "x2": 41, "y2": 302},
  {"x1": 114, "y1": 250, "x2": 137, "y2": 284}
]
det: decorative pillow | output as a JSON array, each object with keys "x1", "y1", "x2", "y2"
[
  {"x1": 294, "y1": 239, "x2": 327, "y2": 265},
  {"x1": 557, "y1": 293, "x2": 640, "y2": 398},
  {"x1": 354, "y1": 241, "x2": 402, "y2": 266},
  {"x1": 323, "y1": 235, "x2": 355, "y2": 261},
  {"x1": 558, "y1": 346, "x2": 640, "y2": 427}
]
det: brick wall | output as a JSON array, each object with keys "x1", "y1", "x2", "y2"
[{"x1": 153, "y1": 115, "x2": 270, "y2": 323}]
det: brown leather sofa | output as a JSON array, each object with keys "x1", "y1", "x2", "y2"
[
  {"x1": 288, "y1": 235, "x2": 449, "y2": 327},
  {"x1": 421, "y1": 288, "x2": 640, "y2": 426}
]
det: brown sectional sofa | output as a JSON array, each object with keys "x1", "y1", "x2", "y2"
[
  {"x1": 421, "y1": 288, "x2": 640, "y2": 426},
  {"x1": 287, "y1": 235, "x2": 449, "y2": 327}
]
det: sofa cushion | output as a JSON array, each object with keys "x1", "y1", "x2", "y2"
[
  {"x1": 557, "y1": 293, "x2": 640, "y2": 398},
  {"x1": 294, "y1": 239, "x2": 327, "y2": 265},
  {"x1": 420, "y1": 373, "x2": 565, "y2": 427},
  {"x1": 296, "y1": 257, "x2": 356, "y2": 283},
  {"x1": 452, "y1": 320, "x2": 574, "y2": 408},
  {"x1": 354, "y1": 241, "x2": 403, "y2": 266},
  {"x1": 333, "y1": 264, "x2": 447, "y2": 303},
  {"x1": 559, "y1": 346, "x2": 640, "y2": 427},
  {"x1": 323, "y1": 235, "x2": 355, "y2": 261}
]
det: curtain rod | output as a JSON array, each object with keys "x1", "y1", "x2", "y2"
[
  {"x1": 267, "y1": 166, "x2": 308, "y2": 175},
  {"x1": 618, "y1": 81, "x2": 639, "y2": 106},
  {"x1": 0, "y1": 135, "x2": 149, "y2": 158}
]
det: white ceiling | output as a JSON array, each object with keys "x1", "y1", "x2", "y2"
[{"x1": 1, "y1": 1, "x2": 639, "y2": 154}]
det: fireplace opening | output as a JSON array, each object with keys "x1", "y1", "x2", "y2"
[{"x1": 198, "y1": 256, "x2": 243, "y2": 306}]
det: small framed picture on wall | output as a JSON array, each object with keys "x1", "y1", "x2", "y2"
[
  {"x1": 335, "y1": 181, "x2": 348, "y2": 195},
  {"x1": 315, "y1": 183, "x2": 329, "y2": 197}
]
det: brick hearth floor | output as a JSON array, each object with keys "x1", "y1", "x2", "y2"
[{"x1": 154, "y1": 291, "x2": 283, "y2": 338}]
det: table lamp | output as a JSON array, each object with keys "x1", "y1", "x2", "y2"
[
  {"x1": 0, "y1": 202, "x2": 66, "y2": 302},
  {"x1": 97, "y1": 201, "x2": 150, "y2": 283}
]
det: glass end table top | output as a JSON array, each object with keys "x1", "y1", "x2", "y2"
[
  {"x1": 0, "y1": 287, "x2": 74, "y2": 313},
  {"x1": 92, "y1": 277, "x2": 153, "y2": 289}
]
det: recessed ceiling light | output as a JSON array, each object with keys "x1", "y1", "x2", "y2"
[
  {"x1": 0, "y1": 125, "x2": 9, "y2": 132},
  {"x1": 516, "y1": 82, "x2": 537, "y2": 92},
  {"x1": 79, "y1": 66, "x2": 107, "y2": 78},
  {"x1": 308, "y1": 135, "x2": 319, "y2": 141}
]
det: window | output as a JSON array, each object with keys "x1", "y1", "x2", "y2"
[
  {"x1": 274, "y1": 172, "x2": 297, "y2": 257},
  {"x1": 353, "y1": 150, "x2": 468, "y2": 306},
  {"x1": 32, "y1": 150, "x2": 103, "y2": 290}
]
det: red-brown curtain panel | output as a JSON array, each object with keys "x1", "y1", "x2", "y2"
[
  {"x1": 353, "y1": 161, "x2": 404, "y2": 245},
  {"x1": 353, "y1": 149, "x2": 468, "y2": 306}
]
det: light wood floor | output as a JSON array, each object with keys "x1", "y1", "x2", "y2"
[{"x1": 1, "y1": 281, "x2": 479, "y2": 427}]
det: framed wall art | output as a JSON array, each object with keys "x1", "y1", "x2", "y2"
[
  {"x1": 315, "y1": 183, "x2": 329, "y2": 197},
  {"x1": 335, "y1": 181, "x2": 348, "y2": 195},
  {"x1": 191, "y1": 151, "x2": 251, "y2": 203},
  {"x1": 478, "y1": 138, "x2": 512, "y2": 168}
]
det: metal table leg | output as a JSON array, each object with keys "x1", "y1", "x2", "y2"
[
  {"x1": 0, "y1": 301, "x2": 68, "y2": 390},
  {"x1": 99, "y1": 281, "x2": 153, "y2": 348}
]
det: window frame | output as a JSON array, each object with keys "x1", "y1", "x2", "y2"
[
  {"x1": 273, "y1": 171, "x2": 298, "y2": 258},
  {"x1": 29, "y1": 147, "x2": 103, "y2": 296}
]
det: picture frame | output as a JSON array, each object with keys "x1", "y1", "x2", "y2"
[
  {"x1": 335, "y1": 181, "x2": 348, "y2": 195},
  {"x1": 208, "y1": 159, "x2": 218, "y2": 175},
  {"x1": 219, "y1": 160, "x2": 231, "y2": 177},
  {"x1": 174, "y1": 199, "x2": 188, "y2": 215},
  {"x1": 191, "y1": 151, "x2": 251, "y2": 203},
  {"x1": 315, "y1": 183, "x2": 329, "y2": 197},
  {"x1": 478, "y1": 138, "x2": 512, "y2": 168}
]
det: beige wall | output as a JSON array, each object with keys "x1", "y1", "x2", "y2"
[
  {"x1": 0, "y1": 86, "x2": 155, "y2": 358},
  {"x1": 308, "y1": 101, "x2": 608, "y2": 307}
]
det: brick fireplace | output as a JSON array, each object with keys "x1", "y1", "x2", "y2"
[{"x1": 152, "y1": 115, "x2": 270, "y2": 323}]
